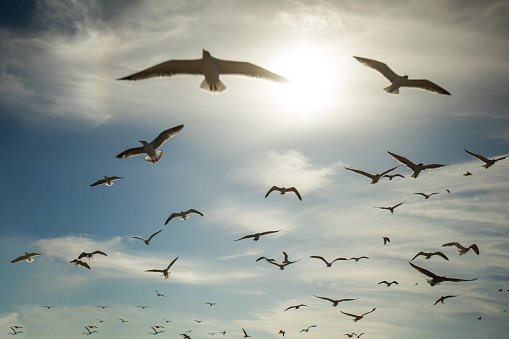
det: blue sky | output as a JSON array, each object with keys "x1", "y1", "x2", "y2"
[{"x1": 1, "y1": 0, "x2": 509, "y2": 338}]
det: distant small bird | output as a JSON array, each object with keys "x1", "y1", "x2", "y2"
[
  {"x1": 382, "y1": 236, "x2": 390, "y2": 245},
  {"x1": 353, "y1": 56, "x2": 451, "y2": 95},
  {"x1": 220, "y1": 330, "x2": 226, "y2": 335},
  {"x1": 145, "y1": 256, "x2": 179, "y2": 279},
  {"x1": 205, "y1": 302, "x2": 217, "y2": 306},
  {"x1": 116, "y1": 124, "x2": 184, "y2": 163},
  {"x1": 256, "y1": 256, "x2": 276, "y2": 263},
  {"x1": 70, "y1": 259, "x2": 91, "y2": 269},
  {"x1": 310, "y1": 255, "x2": 347, "y2": 267},
  {"x1": 8, "y1": 326, "x2": 24, "y2": 335},
  {"x1": 97, "y1": 305, "x2": 109, "y2": 309},
  {"x1": 378, "y1": 280, "x2": 398, "y2": 287},
  {"x1": 97, "y1": 319, "x2": 106, "y2": 323},
  {"x1": 344, "y1": 165, "x2": 401, "y2": 184},
  {"x1": 78, "y1": 250, "x2": 107, "y2": 260},
  {"x1": 90, "y1": 176, "x2": 123, "y2": 187},
  {"x1": 117, "y1": 318, "x2": 129, "y2": 323},
  {"x1": 313, "y1": 295, "x2": 358, "y2": 307},
  {"x1": 265, "y1": 186, "x2": 302, "y2": 201},
  {"x1": 349, "y1": 256, "x2": 369, "y2": 262},
  {"x1": 340, "y1": 308, "x2": 376, "y2": 322},
  {"x1": 300, "y1": 325, "x2": 317, "y2": 333},
  {"x1": 83, "y1": 326, "x2": 98, "y2": 335},
  {"x1": 434, "y1": 295, "x2": 458, "y2": 305},
  {"x1": 165, "y1": 209, "x2": 204, "y2": 224},
  {"x1": 411, "y1": 251, "x2": 449, "y2": 261},
  {"x1": 41, "y1": 305, "x2": 54, "y2": 309},
  {"x1": 464, "y1": 172, "x2": 473, "y2": 176},
  {"x1": 235, "y1": 229, "x2": 281, "y2": 241},
  {"x1": 284, "y1": 304, "x2": 308, "y2": 311},
  {"x1": 11, "y1": 252, "x2": 41, "y2": 263},
  {"x1": 465, "y1": 149, "x2": 507, "y2": 169},
  {"x1": 414, "y1": 192, "x2": 439, "y2": 199},
  {"x1": 118, "y1": 49, "x2": 288, "y2": 93},
  {"x1": 281, "y1": 252, "x2": 300, "y2": 265},
  {"x1": 383, "y1": 174, "x2": 405, "y2": 180},
  {"x1": 441, "y1": 242, "x2": 479, "y2": 256},
  {"x1": 242, "y1": 328, "x2": 251, "y2": 338},
  {"x1": 279, "y1": 329, "x2": 285, "y2": 336},
  {"x1": 409, "y1": 262, "x2": 478, "y2": 286},
  {"x1": 446, "y1": 189, "x2": 450, "y2": 193},
  {"x1": 375, "y1": 201, "x2": 406, "y2": 214},
  {"x1": 132, "y1": 230, "x2": 163, "y2": 245},
  {"x1": 150, "y1": 326, "x2": 164, "y2": 335},
  {"x1": 388, "y1": 152, "x2": 447, "y2": 178},
  {"x1": 194, "y1": 320, "x2": 202, "y2": 323},
  {"x1": 137, "y1": 305, "x2": 150, "y2": 309},
  {"x1": 345, "y1": 334, "x2": 364, "y2": 338},
  {"x1": 477, "y1": 316, "x2": 482, "y2": 320}
]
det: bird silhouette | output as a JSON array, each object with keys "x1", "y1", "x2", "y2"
[
  {"x1": 382, "y1": 236, "x2": 390, "y2": 245},
  {"x1": 41, "y1": 305, "x2": 54, "y2": 309},
  {"x1": 242, "y1": 328, "x2": 251, "y2": 338},
  {"x1": 133, "y1": 230, "x2": 163, "y2": 245},
  {"x1": 388, "y1": 152, "x2": 447, "y2": 178},
  {"x1": 165, "y1": 209, "x2": 204, "y2": 224},
  {"x1": 340, "y1": 308, "x2": 376, "y2": 322},
  {"x1": 145, "y1": 256, "x2": 179, "y2": 279},
  {"x1": 313, "y1": 295, "x2": 358, "y2": 307},
  {"x1": 205, "y1": 302, "x2": 217, "y2": 306},
  {"x1": 349, "y1": 256, "x2": 369, "y2": 262},
  {"x1": 414, "y1": 192, "x2": 439, "y2": 199},
  {"x1": 278, "y1": 329, "x2": 285, "y2": 336},
  {"x1": 310, "y1": 255, "x2": 347, "y2": 267},
  {"x1": 117, "y1": 318, "x2": 129, "y2": 323},
  {"x1": 375, "y1": 201, "x2": 406, "y2": 214},
  {"x1": 434, "y1": 295, "x2": 458, "y2": 305},
  {"x1": 11, "y1": 252, "x2": 41, "y2": 263},
  {"x1": 235, "y1": 229, "x2": 282, "y2": 241},
  {"x1": 441, "y1": 242, "x2": 479, "y2": 256},
  {"x1": 90, "y1": 176, "x2": 123, "y2": 187},
  {"x1": 383, "y1": 173, "x2": 405, "y2": 180},
  {"x1": 265, "y1": 186, "x2": 302, "y2": 201},
  {"x1": 409, "y1": 262, "x2": 478, "y2": 286},
  {"x1": 78, "y1": 250, "x2": 107, "y2": 260},
  {"x1": 411, "y1": 251, "x2": 449, "y2": 261},
  {"x1": 284, "y1": 304, "x2": 308, "y2": 311},
  {"x1": 378, "y1": 280, "x2": 398, "y2": 287},
  {"x1": 300, "y1": 325, "x2": 317, "y2": 333},
  {"x1": 344, "y1": 165, "x2": 400, "y2": 184},
  {"x1": 70, "y1": 259, "x2": 91, "y2": 269},
  {"x1": 465, "y1": 149, "x2": 507, "y2": 169}
]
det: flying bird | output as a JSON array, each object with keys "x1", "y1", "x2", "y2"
[
  {"x1": 90, "y1": 176, "x2": 123, "y2": 187},
  {"x1": 41, "y1": 306, "x2": 54, "y2": 309},
  {"x1": 310, "y1": 255, "x2": 347, "y2": 267},
  {"x1": 11, "y1": 252, "x2": 41, "y2": 263},
  {"x1": 414, "y1": 192, "x2": 439, "y2": 199},
  {"x1": 284, "y1": 304, "x2": 308, "y2": 311},
  {"x1": 235, "y1": 229, "x2": 281, "y2": 241},
  {"x1": 97, "y1": 306, "x2": 109, "y2": 309},
  {"x1": 137, "y1": 305, "x2": 150, "y2": 309},
  {"x1": 300, "y1": 325, "x2": 317, "y2": 333},
  {"x1": 132, "y1": 230, "x2": 163, "y2": 245},
  {"x1": 382, "y1": 236, "x2": 390, "y2": 245},
  {"x1": 165, "y1": 209, "x2": 204, "y2": 224},
  {"x1": 411, "y1": 251, "x2": 449, "y2": 261},
  {"x1": 83, "y1": 327, "x2": 98, "y2": 335},
  {"x1": 268, "y1": 260, "x2": 298, "y2": 270},
  {"x1": 118, "y1": 49, "x2": 288, "y2": 93},
  {"x1": 117, "y1": 318, "x2": 129, "y2": 323},
  {"x1": 281, "y1": 252, "x2": 300, "y2": 265},
  {"x1": 150, "y1": 326, "x2": 164, "y2": 335},
  {"x1": 242, "y1": 328, "x2": 251, "y2": 338},
  {"x1": 464, "y1": 171, "x2": 473, "y2": 176},
  {"x1": 388, "y1": 152, "x2": 447, "y2": 178},
  {"x1": 378, "y1": 280, "x2": 398, "y2": 287},
  {"x1": 145, "y1": 256, "x2": 179, "y2": 279},
  {"x1": 375, "y1": 201, "x2": 406, "y2": 214},
  {"x1": 349, "y1": 256, "x2": 369, "y2": 262},
  {"x1": 340, "y1": 308, "x2": 376, "y2": 322},
  {"x1": 70, "y1": 259, "x2": 91, "y2": 269},
  {"x1": 78, "y1": 250, "x2": 107, "y2": 260},
  {"x1": 205, "y1": 302, "x2": 217, "y2": 306},
  {"x1": 256, "y1": 256, "x2": 276, "y2": 263},
  {"x1": 409, "y1": 262, "x2": 478, "y2": 286},
  {"x1": 194, "y1": 320, "x2": 202, "y2": 323},
  {"x1": 116, "y1": 124, "x2": 184, "y2": 163},
  {"x1": 278, "y1": 329, "x2": 285, "y2": 336},
  {"x1": 434, "y1": 295, "x2": 458, "y2": 305},
  {"x1": 383, "y1": 173, "x2": 405, "y2": 180},
  {"x1": 344, "y1": 165, "x2": 401, "y2": 184},
  {"x1": 345, "y1": 334, "x2": 364, "y2": 338},
  {"x1": 265, "y1": 186, "x2": 302, "y2": 201},
  {"x1": 8, "y1": 326, "x2": 24, "y2": 335},
  {"x1": 353, "y1": 56, "x2": 450, "y2": 95},
  {"x1": 465, "y1": 149, "x2": 507, "y2": 169},
  {"x1": 441, "y1": 242, "x2": 479, "y2": 256},
  {"x1": 313, "y1": 295, "x2": 358, "y2": 307}
]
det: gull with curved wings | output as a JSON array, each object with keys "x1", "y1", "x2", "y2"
[
  {"x1": 145, "y1": 256, "x2": 179, "y2": 279},
  {"x1": 8, "y1": 326, "x2": 24, "y2": 335},
  {"x1": 310, "y1": 255, "x2": 347, "y2": 267},
  {"x1": 132, "y1": 230, "x2": 163, "y2": 245},
  {"x1": 345, "y1": 334, "x2": 364, "y2": 338},
  {"x1": 313, "y1": 295, "x2": 358, "y2": 307},
  {"x1": 78, "y1": 250, "x2": 107, "y2": 260},
  {"x1": 242, "y1": 328, "x2": 251, "y2": 338},
  {"x1": 116, "y1": 124, "x2": 184, "y2": 164},
  {"x1": 41, "y1": 306, "x2": 54, "y2": 309},
  {"x1": 353, "y1": 56, "x2": 450, "y2": 95},
  {"x1": 414, "y1": 192, "x2": 439, "y2": 199},
  {"x1": 349, "y1": 256, "x2": 369, "y2": 262},
  {"x1": 284, "y1": 304, "x2": 308, "y2": 311},
  {"x1": 300, "y1": 325, "x2": 317, "y2": 333},
  {"x1": 265, "y1": 186, "x2": 302, "y2": 201},
  {"x1": 155, "y1": 290, "x2": 167, "y2": 297},
  {"x1": 118, "y1": 49, "x2": 288, "y2": 93},
  {"x1": 382, "y1": 236, "x2": 390, "y2": 245},
  {"x1": 150, "y1": 326, "x2": 164, "y2": 335},
  {"x1": 382, "y1": 174, "x2": 405, "y2": 180},
  {"x1": 464, "y1": 149, "x2": 507, "y2": 169},
  {"x1": 378, "y1": 280, "x2": 398, "y2": 287},
  {"x1": 375, "y1": 201, "x2": 405, "y2": 215},
  {"x1": 268, "y1": 260, "x2": 298, "y2": 271},
  {"x1": 409, "y1": 262, "x2": 477, "y2": 286},
  {"x1": 340, "y1": 308, "x2": 376, "y2": 322},
  {"x1": 344, "y1": 165, "x2": 400, "y2": 184},
  {"x1": 256, "y1": 256, "x2": 276, "y2": 263},
  {"x1": 165, "y1": 209, "x2": 204, "y2": 225},
  {"x1": 282, "y1": 252, "x2": 300, "y2": 265},
  {"x1": 388, "y1": 152, "x2": 447, "y2": 178},
  {"x1": 70, "y1": 259, "x2": 91, "y2": 269},
  {"x1": 235, "y1": 229, "x2": 281, "y2": 241},
  {"x1": 441, "y1": 242, "x2": 479, "y2": 256},
  {"x1": 278, "y1": 330, "x2": 285, "y2": 336},
  {"x1": 90, "y1": 176, "x2": 123, "y2": 187},
  {"x1": 205, "y1": 302, "x2": 217, "y2": 307},
  {"x1": 434, "y1": 295, "x2": 458, "y2": 305},
  {"x1": 411, "y1": 251, "x2": 449, "y2": 261},
  {"x1": 11, "y1": 252, "x2": 41, "y2": 263}
]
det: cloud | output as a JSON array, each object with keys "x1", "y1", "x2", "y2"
[
  {"x1": 275, "y1": 0, "x2": 344, "y2": 33},
  {"x1": 0, "y1": 312, "x2": 19, "y2": 326}
]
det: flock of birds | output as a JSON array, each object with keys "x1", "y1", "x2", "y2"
[{"x1": 7, "y1": 48, "x2": 509, "y2": 337}]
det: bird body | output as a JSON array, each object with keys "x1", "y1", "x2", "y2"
[
  {"x1": 265, "y1": 186, "x2": 302, "y2": 201},
  {"x1": 411, "y1": 251, "x2": 449, "y2": 261},
  {"x1": 414, "y1": 192, "x2": 439, "y2": 199},
  {"x1": 409, "y1": 262, "x2": 477, "y2": 286},
  {"x1": 90, "y1": 176, "x2": 123, "y2": 187},
  {"x1": 382, "y1": 236, "x2": 390, "y2": 245},
  {"x1": 388, "y1": 152, "x2": 446, "y2": 178},
  {"x1": 235, "y1": 229, "x2": 281, "y2": 241},
  {"x1": 465, "y1": 149, "x2": 507, "y2": 168},
  {"x1": 70, "y1": 259, "x2": 91, "y2": 269},
  {"x1": 310, "y1": 255, "x2": 347, "y2": 267},
  {"x1": 145, "y1": 256, "x2": 179, "y2": 279},
  {"x1": 11, "y1": 252, "x2": 41, "y2": 263},
  {"x1": 165, "y1": 209, "x2": 203, "y2": 224},
  {"x1": 349, "y1": 256, "x2": 369, "y2": 262},
  {"x1": 441, "y1": 242, "x2": 479, "y2": 256},
  {"x1": 344, "y1": 165, "x2": 400, "y2": 184},
  {"x1": 434, "y1": 295, "x2": 458, "y2": 305},
  {"x1": 133, "y1": 230, "x2": 163, "y2": 245},
  {"x1": 340, "y1": 308, "x2": 376, "y2": 322}
]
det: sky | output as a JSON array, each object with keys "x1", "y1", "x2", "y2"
[{"x1": 1, "y1": 0, "x2": 509, "y2": 338}]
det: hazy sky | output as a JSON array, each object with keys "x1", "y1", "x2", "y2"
[{"x1": 1, "y1": 0, "x2": 509, "y2": 338}]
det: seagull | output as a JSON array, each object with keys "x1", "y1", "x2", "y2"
[
  {"x1": 388, "y1": 152, "x2": 447, "y2": 178},
  {"x1": 235, "y1": 229, "x2": 282, "y2": 241},
  {"x1": 205, "y1": 302, "x2": 217, "y2": 306},
  {"x1": 97, "y1": 319, "x2": 106, "y2": 323},
  {"x1": 300, "y1": 325, "x2": 317, "y2": 333},
  {"x1": 118, "y1": 49, "x2": 288, "y2": 93},
  {"x1": 220, "y1": 330, "x2": 226, "y2": 335},
  {"x1": 353, "y1": 56, "x2": 450, "y2": 95},
  {"x1": 441, "y1": 242, "x2": 479, "y2": 255},
  {"x1": 8, "y1": 326, "x2": 24, "y2": 335},
  {"x1": 340, "y1": 308, "x2": 376, "y2": 322},
  {"x1": 310, "y1": 255, "x2": 347, "y2": 267},
  {"x1": 375, "y1": 201, "x2": 406, "y2": 215},
  {"x1": 465, "y1": 149, "x2": 507, "y2": 169},
  {"x1": 90, "y1": 176, "x2": 123, "y2": 187},
  {"x1": 344, "y1": 165, "x2": 401, "y2": 184},
  {"x1": 446, "y1": 189, "x2": 450, "y2": 193},
  {"x1": 282, "y1": 252, "x2": 301, "y2": 265},
  {"x1": 268, "y1": 260, "x2": 298, "y2": 271},
  {"x1": 116, "y1": 124, "x2": 184, "y2": 163},
  {"x1": 163, "y1": 319, "x2": 172, "y2": 323},
  {"x1": 409, "y1": 262, "x2": 478, "y2": 286},
  {"x1": 150, "y1": 326, "x2": 165, "y2": 335},
  {"x1": 349, "y1": 256, "x2": 369, "y2": 262},
  {"x1": 313, "y1": 295, "x2": 358, "y2": 307},
  {"x1": 284, "y1": 304, "x2": 308, "y2": 311},
  {"x1": 345, "y1": 334, "x2": 364, "y2": 338},
  {"x1": 194, "y1": 320, "x2": 202, "y2": 323},
  {"x1": 133, "y1": 230, "x2": 163, "y2": 245},
  {"x1": 137, "y1": 305, "x2": 150, "y2": 309},
  {"x1": 378, "y1": 280, "x2": 398, "y2": 287},
  {"x1": 78, "y1": 250, "x2": 107, "y2": 260},
  {"x1": 383, "y1": 173, "x2": 405, "y2": 180},
  {"x1": 83, "y1": 326, "x2": 98, "y2": 335},
  {"x1": 265, "y1": 186, "x2": 302, "y2": 201},
  {"x1": 279, "y1": 329, "x2": 285, "y2": 336},
  {"x1": 165, "y1": 209, "x2": 204, "y2": 224},
  {"x1": 411, "y1": 251, "x2": 449, "y2": 261},
  {"x1": 42, "y1": 305, "x2": 54, "y2": 309},
  {"x1": 145, "y1": 256, "x2": 179, "y2": 279},
  {"x1": 117, "y1": 318, "x2": 129, "y2": 323},
  {"x1": 70, "y1": 259, "x2": 91, "y2": 269},
  {"x1": 97, "y1": 306, "x2": 109, "y2": 309},
  {"x1": 11, "y1": 252, "x2": 41, "y2": 263},
  {"x1": 433, "y1": 295, "x2": 458, "y2": 305},
  {"x1": 256, "y1": 256, "x2": 276, "y2": 263},
  {"x1": 242, "y1": 328, "x2": 251, "y2": 338},
  {"x1": 382, "y1": 236, "x2": 390, "y2": 245},
  {"x1": 414, "y1": 192, "x2": 439, "y2": 199}
]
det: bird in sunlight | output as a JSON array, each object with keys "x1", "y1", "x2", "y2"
[
  {"x1": 409, "y1": 262, "x2": 478, "y2": 286},
  {"x1": 116, "y1": 124, "x2": 184, "y2": 163},
  {"x1": 70, "y1": 259, "x2": 91, "y2": 269},
  {"x1": 137, "y1": 305, "x2": 150, "y2": 309},
  {"x1": 375, "y1": 201, "x2": 406, "y2": 215},
  {"x1": 132, "y1": 230, "x2": 163, "y2": 245},
  {"x1": 235, "y1": 229, "x2": 282, "y2": 241},
  {"x1": 465, "y1": 149, "x2": 507, "y2": 168},
  {"x1": 117, "y1": 318, "x2": 129, "y2": 323},
  {"x1": 97, "y1": 306, "x2": 109, "y2": 309},
  {"x1": 414, "y1": 192, "x2": 439, "y2": 199},
  {"x1": 300, "y1": 325, "x2": 317, "y2": 333},
  {"x1": 382, "y1": 236, "x2": 390, "y2": 245},
  {"x1": 165, "y1": 209, "x2": 204, "y2": 224},
  {"x1": 284, "y1": 304, "x2": 308, "y2": 311},
  {"x1": 310, "y1": 255, "x2": 347, "y2": 267},
  {"x1": 388, "y1": 152, "x2": 447, "y2": 178},
  {"x1": 180, "y1": 334, "x2": 191, "y2": 339},
  {"x1": 145, "y1": 256, "x2": 179, "y2": 279},
  {"x1": 349, "y1": 256, "x2": 369, "y2": 262},
  {"x1": 78, "y1": 250, "x2": 107, "y2": 260},
  {"x1": 10, "y1": 252, "x2": 41, "y2": 263},
  {"x1": 344, "y1": 165, "x2": 401, "y2": 184},
  {"x1": 353, "y1": 56, "x2": 451, "y2": 95},
  {"x1": 205, "y1": 302, "x2": 217, "y2": 306},
  {"x1": 265, "y1": 186, "x2": 302, "y2": 201},
  {"x1": 118, "y1": 49, "x2": 288, "y2": 93},
  {"x1": 313, "y1": 295, "x2": 358, "y2": 307},
  {"x1": 8, "y1": 326, "x2": 24, "y2": 335},
  {"x1": 378, "y1": 280, "x2": 398, "y2": 287},
  {"x1": 242, "y1": 328, "x2": 251, "y2": 338},
  {"x1": 279, "y1": 329, "x2": 285, "y2": 336},
  {"x1": 433, "y1": 295, "x2": 458, "y2": 305},
  {"x1": 220, "y1": 330, "x2": 226, "y2": 335},
  {"x1": 150, "y1": 326, "x2": 164, "y2": 335},
  {"x1": 441, "y1": 242, "x2": 479, "y2": 255},
  {"x1": 340, "y1": 308, "x2": 376, "y2": 322},
  {"x1": 382, "y1": 173, "x2": 405, "y2": 180},
  {"x1": 83, "y1": 326, "x2": 98, "y2": 335},
  {"x1": 411, "y1": 251, "x2": 449, "y2": 261},
  {"x1": 90, "y1": 176, "x2": 123, "y2": 187},
  {"x1": 464, "y1": 171, "x2": 473, "y2": 176},
  {"x1": 41, "y1": 305, "x2": 54, "y2": 309}
]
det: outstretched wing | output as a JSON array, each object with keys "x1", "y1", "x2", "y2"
[
  {"x1": 235, "y1": 234, "x2": 254, "y2": 241},
  {"x1": 145, "y1": 269, "x2": 164, "y2": 273},
  {"x1": 345, "y1": 167, "x2": 375, "y2": 180},
  {"x1": 361, "y1": 308, "x2": 376, "y2": 317},
  {"x1": 444, "y1": 277, "x2": 478, "y2": 283},
  {"x1": 77, "y1": 252, "x2": 89, "y2": 260},
  {"x1": 217, "y1": 59, "x2": 289, "y2": 82},
  {"x1": 403, "y1": 79, "x2": 451, "y2": 95},
  {"x1": 287, "y1": 187, "x2": 302, "y2": 201},
  {"x1": 148, "y1": 230, "x2": 163, "y2": 242},
  {"x1": 118, "y1": 59, "x2": 203, "y2": 80},
  {"x1": 422, "y1": 163, "x2": 447, "y2": 170},
  {"x1": 468, "y1": 244, "x2": 480, "y2": 255},
  {"x1": 340, "y1": 310, "x2": 358, "y2": 318},
  {"x1": 380, "y1": 165, "x2": 401, "y2": 176},
  {"x1": 92, "y1": 251, "x2": 107, "y2": 256},
  {"x1": 392, "y1": 201, "x2": 406, "y2": 209},
  {"x1": 432, "y1": 252, "x2": 449, "y2": 261},
  {"x1": 387, "y1": 152, "x2": 416, "y2": 171},
  {"x1": 90, "y1": 178, "x2": 108, "y2": 187},
  {"x1": 409, "y1": 262, "x2": 437, "y2": 278},
  {"x1": 411, "y1": 252, "x2": 426, "y2": 261},
  {"x1": 185, "y1": 209, "x2": 204, "y2": 216},
  {"x1": 441, "y1": 242, "x2": 464, "y2": 249},
  {"x1": 166, "y1": 256, "x2": 179, "y2": 270},
  {"x1": 353, "y1": 56, "x2": 399, "y2": 82},
  {"x1": 265, "y1": 186, "x2": 281, "y2": 198},
  {"x1": 310, "y1": 256, "x2": 329, "y2": 265},
  {"x1": 259, "y1": 229, "x2": 282, "y2": 236},
  {"x1": 132, "y1": 236, "x2": 145, "y2": 241},
  {"x1": 150, "y1": 124, "x2": 184, "y2": 150},
  {"x1": 116, "y1": 146, "x2": 146, "y2": 159},
  {"x1": 165, "y1": 212, "x2": 182, "y2": 225}
]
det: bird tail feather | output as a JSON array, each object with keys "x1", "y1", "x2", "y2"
[
  {"x1": 200, "y1": 79, "x2": 226, "y2": 93},
  {"x1": 144, "y1": 150, "x2": 163, "y2": 163},
  {"x1": 384, "y1": 86, "x2": 399, "y2": 94}
]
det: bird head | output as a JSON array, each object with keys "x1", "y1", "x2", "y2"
[{"x1": 202, "y1": 49, "x2": 211, "y2": 58}]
